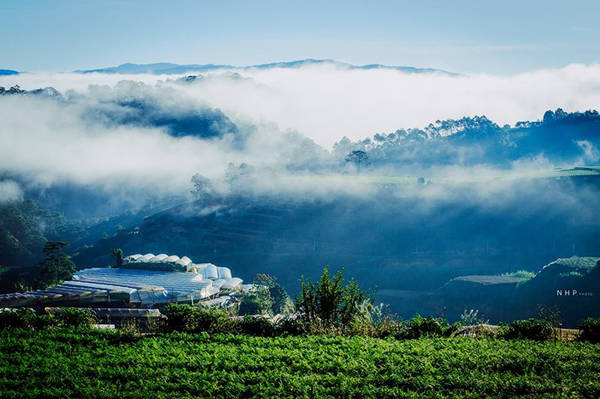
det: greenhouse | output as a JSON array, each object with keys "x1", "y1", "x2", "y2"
[{"x1": 0, "y1": 253, "x2": 244, "y2": 307}]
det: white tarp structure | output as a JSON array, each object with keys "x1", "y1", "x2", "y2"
[
  {"x1": 0, "y1": 253, "x2": 243, "y2": 306},
  {"x1": 72, "y1": 253, "x2": 243, "y2": 304}
]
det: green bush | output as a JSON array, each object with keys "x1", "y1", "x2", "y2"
[
  {"x1": 163, "y1": 304, "x2": 237, "y2": 334},
  {"x1": 579, "y1": 317, "x2": 600, "y2": 343},
  {"x1": 0, "y1": 308, "x2": 40, "y2": 330},
  {"x1": 275, "y1": 316, "x2": 309, "y2": 336},
  {"x1": 238, "y1": 290, "x2": 271, "y2": 316},
  {"x1": 162, "y1": 303, "x2": 197, "y2": 332},
  {"x1": 238, "y1": 316, "x2": 275, "y2": 337},
  {"x1": 253, "y1": 274, "x2": 294, "y2": 315},
  {"x1": 295, "y1": 267, "x2": 374, "y2": 329},
  {"x1": 374, "y1": 319, "x2": 409, "y2": 339},
  {"x1": 501, "y1": 318, "x2": 554, "y2": 341},
  {"x1": 404, "y1": 315, "x2": 445, "y2": 338},
  {"x1": 52, "y1": 308, "x2": 97, "y2": 328}
]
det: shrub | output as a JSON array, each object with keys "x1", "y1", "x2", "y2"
[
  {"x1": 162, "y1": 303, "x2": 197, "y2": 332},
  {"x1": 275, "y1": 316, "x2": 309, "y2": 336},
  {"x1": 501, "y1": 318, "x2": 554, "y2": 341},
  {"x1": 238, "y1": 290, "x2": 272, "y2": 316},
  {"x1": 193, "y1": 307, "x2": 238, "y2": 333},
  {"x1": 53, "y1": 308, "x2": 97, "y2": 328},
  {"x1": 0, "y1": 308, "x2": 39, "y2": 330},
  {"x1": 404, "y1": 315, "x2": 445, "y2": 338},
  {"x1": 0, "y1": 308, "x2": 57, "y2": 330},
  {"x1": 579, "y1": 317, "x2": 600, "y2": 343},
  {"x1": 295, "y1": 267, "x2": 374, "y2": 329},
  {"x1": 163, "y1": 304, "x2": 237, "y2": 334},
  {"x1": 238, "y1": 316, "x2": 275, "y2": 337},
  {"x1": 374, "y1": 319, "x2": 409, "y2": 339},
  {"x1": 253, "y1": 274, "x2": 294, "y2": 315}
]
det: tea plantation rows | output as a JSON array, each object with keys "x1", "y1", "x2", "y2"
[{"x1": 1, "y1": 328, "x2": 599, "y2": 398}]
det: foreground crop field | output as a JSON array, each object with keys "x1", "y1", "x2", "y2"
[{"x1": 1, "y1": 329, "x2": 600, "y2": 398}]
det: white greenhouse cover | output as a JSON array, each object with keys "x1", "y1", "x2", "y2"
[
  {"x1": 73, "y1": 259, "x2": 243, "y2": 304},
  {"x1": 217, "y1": 267, "x2": 232, "y2": 279}
]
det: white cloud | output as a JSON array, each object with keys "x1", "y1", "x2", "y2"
[
  {"x1": 0, "y1": 180, "x2": 23, "y2": 203},
  {"x1": 173, "y1": 63, "x2": 600, "y2": 147},
  {"x1": 3, "y1": 63, "x2": 600, "y2": 148},
  {"x1": 0, "y1": 63, "x2": 599, "y2": 204}
]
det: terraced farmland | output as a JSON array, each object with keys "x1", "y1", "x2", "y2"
[{"x1": 1, "y1": 329, "x2": 599, "y2": 398}]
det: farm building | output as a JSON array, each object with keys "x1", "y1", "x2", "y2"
[{"x1": 0, "y1": 253, "x2": 243, "y2": 307}]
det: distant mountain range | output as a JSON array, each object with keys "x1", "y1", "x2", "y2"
[
  {"x1": 0, "y1": 69, "x2": 18, "y2": 75},
  {"x1": 77, "y1": 59, "x2": 456, "y2": 75}
]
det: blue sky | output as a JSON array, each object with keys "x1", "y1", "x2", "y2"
[{"x1": 1, "y1": 0, "x2": 599, "y2": 74}]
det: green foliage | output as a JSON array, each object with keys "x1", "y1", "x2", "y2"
[
  {"x1": 238, "y1": 285, "x2": 273, "y2": 316},
  {"x1": 253, "y1": 273, "x2": 293, "y2": 315},
  {"x1": 38, "y1": 241, "x2": 76, "y2": 288},
  {"x1": 501, "y1": 270, "x2": 536, "y2": 280},
  {"x1": 238, "y1": 316, "x2": 275, "y2": 337},
  {"x1": 537, "y1": 305, "x2": 562, "y2": 328},
  {"x1": 274, "y1": 316, "x2": 309, "y2": 336},
  {"x1": 0, "y1": 308, "x2": 38, "y2": 330},
  {"x1": 162, "y1": 304, "x2": 237, "y2": 334},
  {"x1": 403, "y1": 314, "x2": 446, "y2": 338},
  {"x1": 0, "y1": 200, "x2": 46, "y2": 267},
  {"x1": 1, "y1": 329, "x2": 599, "y2": 398},
  {"x1": 579, "y1": 318, "x2": 600, "y2": 343},
  {"x1": 52, "y1": 308, "x2": 97, "y2": 328},
  {"x1": 296, "y1": 267, "x2": 374, "y2": 329},
  {"x1": 0, "y1": 308, "x2": 55, "y2": 330},
  {"x1": 0, "y1": 307, "x2": 99, "y2": 330},
  {"x1": 501, "y1": 318, "x2": 555, "y2": 341},
  {"x1": 554, "y1": 256, "x2": 600, "y2": 269}
]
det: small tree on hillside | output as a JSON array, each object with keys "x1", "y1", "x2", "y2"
[
  {"x1": 345, "y1": 150, "x2": 369, "y2": 174},
  {"x1": 191, "y1": 174, "x2": 215, "y2": 201},
  {"x1": 238, "y1": 285, "x2": 273, "y2": 316},
  {"x1": 38, "y1": 241, "x2": 76, "y2": 288},
  {"x1": 254, "y1": 273, "x2": 293, "y2": 315}
]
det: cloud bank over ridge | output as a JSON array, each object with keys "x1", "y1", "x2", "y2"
[
  {"x1": 2, "y1": 63, "x2": 600, "y2": 147},
  {"x1": 0, "y1": 62, "x2": 599, "y2": 210}
]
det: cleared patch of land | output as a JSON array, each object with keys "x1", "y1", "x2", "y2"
[
  {"x1": 1, "y1": 329, "x2": 599, "y2": 398},
  {"x1": 452, "y1": 275, "x2": 525, "y2": 285}
]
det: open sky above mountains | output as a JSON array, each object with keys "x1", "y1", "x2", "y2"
[{"x1": 1, "y1": 0, "x2": 599, "y2": 74}]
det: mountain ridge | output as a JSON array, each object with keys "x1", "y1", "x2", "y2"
[{"x1": 77, "y1": 59, "x2": 457, "y2": 75}]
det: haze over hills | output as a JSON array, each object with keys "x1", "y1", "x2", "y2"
[
  {"x1": 77, "y1": 59, "x2": 456, "y2": 75},
  {"x1": 1, "y1": 65, "x2": 599, "y2": 325}
]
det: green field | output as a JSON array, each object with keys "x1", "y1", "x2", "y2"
[{"x1": 1, "y1": 329, "x2": 599, "y2": 398}]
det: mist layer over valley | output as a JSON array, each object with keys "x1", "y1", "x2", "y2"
[{"x1": 1, "y1": 62, "x2": 599, "y2": 324}]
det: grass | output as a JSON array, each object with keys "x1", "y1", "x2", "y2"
[
  {"x1": 1, "y1": 328, "x2": 599, "y2": 398},
  {"x1": 452, "y1": 275, "x2": 526, "y2": 285},
  {"x1": 552, "y1": 256, "x2": 600, "y2": 270},
  {"x1": 501, "y1": 270, "x2": 536, "y2": 280}
]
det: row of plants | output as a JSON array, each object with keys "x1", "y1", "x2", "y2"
[
  {"x1": 1, "y1": 327, "x2": 599, "y2": 398},
  {"x1": 0, "y1": 307, "x2": 97, "y2": 330},
  {"x1": 1, "y1": 267, "x2": 599, "y2": 342},
  {"x1": 160, "y1": 304, "x2": 600, "y2": 342}
]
